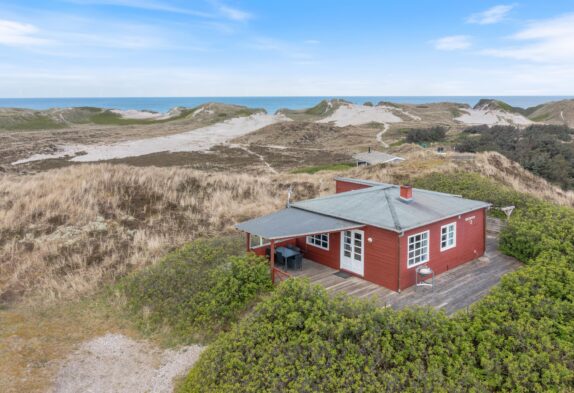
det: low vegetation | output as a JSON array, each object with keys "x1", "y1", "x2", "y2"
[
  {"x1": 120, "y1": 238, "x2": 272, "y2": 344},
  {"x1": 405, "y1": 126, "x2": 447, "y2": 144},
  {"x1": 180, "y1": 173, "x2": 574, "y2": 392},
  {"x1": 456, "y1": 124, "x2": 574, "y2": 189},
  {"x1": 290, "y1": 162, "x2": 355, "y2": 174}
]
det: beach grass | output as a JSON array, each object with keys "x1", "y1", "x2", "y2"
[{"x1": 290, "y1": 162, "x2": 355, "y2": 174}]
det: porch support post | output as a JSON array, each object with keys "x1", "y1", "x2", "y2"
[
  {"x1": 270, "y1": 239, "x2": 276, "y2": 284},
  {"x1": 246, "y1": 232, "x2": 251, "y2": 252}
]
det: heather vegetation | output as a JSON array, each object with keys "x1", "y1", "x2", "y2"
[
  {"x1": 120, "y1": 238, "x2": 272, "y2": 344},
  {"x1": 405, "y1": 126, "x2": 447, "y2": 144},
  {"x1": 180, "y1": 172, "x2": 574, "y2": 393},
  {"x1": 456, "y1": 124, "x2": 574, "y2": 189}
]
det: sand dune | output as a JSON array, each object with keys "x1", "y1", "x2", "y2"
[
  {"x1": 317, "y1": 103, "x2": 402, "y2": 126},
  {"x1": 13, "y1": 113, "x2": 289, "y2": 164},
  {"x1": 455, "y1": 108, "x2": 532, "y2": 126},
  {"x1": 111, "y1": 109, "x2": 174, "y2": 120}
]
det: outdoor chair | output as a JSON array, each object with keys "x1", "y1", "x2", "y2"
[
  {"x1": 275, "y1": 252, "x2": 286, "y2": 268},
  {"x1": 286, "y1": 244, "x2": 301, "y2": 253},
  {"x1": 287, "y1": 253, "x2": 303, "y2": 270}
]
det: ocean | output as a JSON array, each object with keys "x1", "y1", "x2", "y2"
[{"x1": 0, "y1": 96, "x2": 571, "y2": 114}]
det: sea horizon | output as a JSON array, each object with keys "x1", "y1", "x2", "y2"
[{"x1": 0, "y1": 96, "x2": 572, "y2": 114}]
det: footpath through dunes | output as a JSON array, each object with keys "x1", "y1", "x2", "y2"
[
  {"x1": 13, "y1": 112, "x2": 290, "y2": 164},
  {"x1": 52, "y1": 334, "x2": 204, "y2": 393}
]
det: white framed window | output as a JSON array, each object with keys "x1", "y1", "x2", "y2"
[
  {"x1": 250, "y1": 235, "x2": 270, "y2": 249},
  {"x1": 307, "y1": 233, "x2": 329, "y2": 250},
  {"x1": 407, "y1": 230, "x2": 429, "y2": 268},
  {"x1": 440, "y1": 222, "x2": 456, "y2": 251}
]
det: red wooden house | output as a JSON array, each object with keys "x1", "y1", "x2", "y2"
[{"x1": 236, "y1": 177, "x2": 490, "y2": 291}]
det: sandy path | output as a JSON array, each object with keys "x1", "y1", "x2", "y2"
[
  {"x1": 51, "y1": 334, "x2": 204, "y2": 393},
  {"x1": 13, "y1": 113, "x2": 290, "y2": 164},
  {"x1": 231, "y1": 144, "x2": 278, "y2": 174},
  {"x1": 318, "y1": 104, "x2": 402, "y2": 126},
  {"x1": 376, "y1": 123, "x2": 390, "y2": 148}
]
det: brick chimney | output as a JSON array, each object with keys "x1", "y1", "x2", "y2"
[{"x1": 400, "y1": 185, "x2": 413, "y2": 202}]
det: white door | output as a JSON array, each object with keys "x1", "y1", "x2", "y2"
[{"x1": 340, "y1": 229, "x2": 364, "y2": 276}]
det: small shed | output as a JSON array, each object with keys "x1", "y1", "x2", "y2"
[{"x1": 353, "y1": 150, "x2": 404, "y2": 166}]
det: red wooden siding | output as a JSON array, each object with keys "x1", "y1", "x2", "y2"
[
  {"x1": 295, "y1": 232, "x2": 340, "y2": 269},
  {"x1": 335, "y1": 179, "x2": 373, "y2": 193},
  {"x1": 362, "y1": 226, "x2": 400, "y2": 291},
  {"x1": 398, "y1": 208, "x2": 486, "y2": 290}
]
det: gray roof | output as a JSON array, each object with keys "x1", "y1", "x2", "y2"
[
  {"x1": 353, "y1": 151, "x2": 404, "y2": 164},
  {"x1": 235, "y1": 207, "x2": 363, "y2": 240},
  {"x1": 292, "y1": 183, "x2": 490, "y2": 232}
]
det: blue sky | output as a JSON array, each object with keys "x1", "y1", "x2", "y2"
[{"x1": 1, "y1": 1, "x2": 573, "y2": 97}]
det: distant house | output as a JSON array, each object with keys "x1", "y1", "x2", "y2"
[
  {"x1": 236, "y1": 177, "x2": 490, "y2": 291},
  {"x1": 353, "y1": 150, "x2": 404, "y2": 166}
]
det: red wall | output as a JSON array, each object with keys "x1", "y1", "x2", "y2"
[
  {"x1": 398, "y1": 208, "x2": 486, "y2": 290},
  {"x1": 294, "y1": 232, "x2": 341, "y2": 269},
  {"x1": 362, "y1": 226, "x2": 400, "y2": 291},
  {"x1": 335, "y1": 179, "x2": 373, "y2": 193}
]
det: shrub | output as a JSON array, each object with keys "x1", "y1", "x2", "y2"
[
  {"x1": 456, "y1": 124, "x2": 574, "y2": 189},
  {"x1": 120, "y1": 238, "x2": 272, "y2": 343},
  {"x1": 180, "y1": 279, "x2": 482, "y2": 393},
  {"x1": 405, "y1": 126, "x2": 447, "y2": 144}
]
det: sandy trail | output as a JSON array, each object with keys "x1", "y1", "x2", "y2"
[
  {"x1": 318, "y1": 104, "x2": 402, "y2": 126},
  {"x1": 13, "y1": 113, "x2": 289, "y2": 164},
  {"x1": 455, "y1": 108, "x2": 532, "y2": 126},
  {"x1": 376, "y1": 123, "x2": 390, "y2": 148},
  {"x1": 51, "y1": 333, "x2": 204, "y2": 393},
  {"x1": 231, "y1": 144, "x2": 278, "y2": 174}
]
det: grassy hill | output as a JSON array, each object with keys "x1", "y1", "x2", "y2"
[{"x1": 0, "y1": 103, "x2": 263, "y2": 131}]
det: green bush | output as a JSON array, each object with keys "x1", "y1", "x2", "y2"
[
  {"x1": 413, "y1": 172, "x2": 533, "y2": 218},
  {"x1": 405, "y1": 126, "x2": 447, "y2": 144},
  {"x1": 120, "y1": 238, "x2": 272, "y2": 343},
  {"x1": 181, "y1": 279, "x2": 483, "y2": 393}
]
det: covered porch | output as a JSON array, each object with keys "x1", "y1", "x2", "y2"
[
  {"x1": 291, "y1": 235, "x2": 521, "y2": 315},
  {"x1": 236, "y1": 207, "x2": 364, "y2": 283}
]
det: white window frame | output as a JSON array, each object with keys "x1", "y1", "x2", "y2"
[
  {"x1": 440, "y1": 222, "x2": 456, "y2": 251},
  {"x1": 407, "y1": 230, "x2": 429, "y2": 268},
  {"x1": 307, "y1": 233, "x2": 329, "y2": 250},
  {"x1": 250, "y1": 234, "x2": 270, "y2": 249}
]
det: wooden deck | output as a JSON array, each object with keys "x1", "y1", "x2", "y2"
[{"x1": 288, "y1": 234, "x2": 521, "y2": 315}]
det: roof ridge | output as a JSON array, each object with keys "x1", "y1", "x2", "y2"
[
  {"x1": 384, "y1": 189, "x2": 403, "y2": 232},
  {"x1": 291, "y1": 184, "x2": 393, "y2": 204}
]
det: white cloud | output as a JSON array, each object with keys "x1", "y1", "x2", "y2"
[
  {"x1": 218, "y1": 5, "x2": 251, "y2": 21},
  {"x1": 0, "y1": 20, "x2": 51, "y2": 46},
  {"x1": 433, "y1": 35, "x2": 471, "y2": 51},
  {"x1": 482, "y1": 13, "x2": 574, "y2": 62},
  {"x1": 467, "y1": 4, "x2": 515, "y2": 25},
  {"x1": 65, "y1": 0, "x2": 212, "y2": 17}
]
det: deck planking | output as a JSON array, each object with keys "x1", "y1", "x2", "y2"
[{"x1": 285, "y1": 235, "x2": 521, "y2": 315}]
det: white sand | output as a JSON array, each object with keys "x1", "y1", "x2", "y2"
[
  {"x1": 111, "y1": 109, "x2": 173, "y2": 120},
  {"x1": 455, "y1": 109, "x2": 532, "y2": 126},
  {"x1": 13, "y1": 113, "x2": 289, "y2": 164},
  {"x1": 379, "y1": 105, "x2": 422, "y2": 121},
  {"x1": 318, "y1": 104, "x2": 402, "y2": 126},
  {"x1": 51, "y1": 333, "x2": 204, "y2": 393}
]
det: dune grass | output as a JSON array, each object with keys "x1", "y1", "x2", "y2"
[{"x1": 290, "y1": 162, "x2": 355, "y2": 174}]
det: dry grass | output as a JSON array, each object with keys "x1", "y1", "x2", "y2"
[{"x1": 0, "y1": 164, "x2": 328, "y2": 304}]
